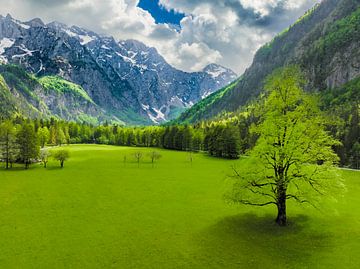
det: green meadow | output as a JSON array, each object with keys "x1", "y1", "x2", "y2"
[{"x1": 0, "y1": 144, "x2": 359, "y2": 268}]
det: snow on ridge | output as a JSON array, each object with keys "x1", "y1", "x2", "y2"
[
  {"x1": 0, "y1": 38, "x2": 15, "y2": 55},
  {"x1": 101, "y1": 44, "x2": 110, "y2": 50},
  {"x1": 63, "y1": 29, "x2": 96, "y2": 45},
  {"x1": 142, "y1": 104, "x2": 166, "y2": 124},
  {"x1": 128, "y1": 51, "x2": 138, "y2": 58},
  {"x1": 202, "y1": 89, "x2": 212, "y2": 99},
  {"x1": 206, "y1": 66, "x2": 227, "y2": 78},
  {"x1": 141, "y1": 51, "x2": 149, "y2": 57},
  {"x1": 141, "y1": 104, "x2": 150, "y2": 110},
  {"x1": 152, "y1": 107, "x2": 166, "y2": 122},
  {"x1": 64, "y1": 29, "x2": 77, "y2": 37},
  {"x1": 12, "y1": 18, "x2": 30, "y2": 29},
  {"x1": 116, "y1": 52, "x2": 136, "y2": 65},
  {"x1": 80, "y1": 35, "x2": 95, "y2": 45},
  {"x1": 11, "y1": 44, "x2": 35, "y2": 58}
]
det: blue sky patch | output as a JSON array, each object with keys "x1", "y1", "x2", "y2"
[{"x1": 138, "y1": 0, "x2": 185, "y2": 26}]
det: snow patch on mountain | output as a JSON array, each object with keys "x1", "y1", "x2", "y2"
[
  {"x1": 207, "y1": 66, "x2": 227, "y2": 78},
  {"x1": 80, "y1": 35, "x2": 95, "y2": 45},
  {"x1": 0, "y1": 38, "x2": 15, "y2": 58},
  {"x1": 11, "y1": 18, "x2": 30, "y2": 29},
  {"x1": 202, "y1": 90, "x2": 212, "y2": 99},
  {"x1": 12, "y1": 44, "x2": 35, "y2": 58}
]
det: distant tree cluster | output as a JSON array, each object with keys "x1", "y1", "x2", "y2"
[
  {"x1": 0, "y1": 116, "x2": 249, "y2": 164},
  {"x1": 0, "y1": 119, "x2": 70, "y2": 169}
]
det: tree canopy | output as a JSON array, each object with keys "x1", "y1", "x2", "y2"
[{"x1": 225, "y1": 66, "x2": 344, "y2": 226}]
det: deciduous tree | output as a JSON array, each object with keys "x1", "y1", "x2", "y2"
[
  {"x1": 148, "y1": 151, "x2": 162, "y2": 167},
  {"x1": 17, "y1": 123, "x2": 39, "y2": 169},
  {"x1": 0, "y1": 121, "x2": 18, "y2": 169},
  {"x1": 133, "y1": 151, "x2": 143, "y2": 167},
  {"x1": 225, "y1": 66, "x2": 344, "y2": 226},
  {"x1": 37, "y1": 126, "x2": 50, "y2": 148},
  {"x1": 53, "y1": 149, "x2": 70, "y2": 168}
]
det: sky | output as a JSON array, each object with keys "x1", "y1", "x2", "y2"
[{"x1": 0, "y1": 0, "x2": 321, "y2": 74}]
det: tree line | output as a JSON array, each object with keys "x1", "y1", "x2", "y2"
[
  {"x1": 0, "y1": 116, "x2": 249, "y2": 169},
  {"x1": 0, "y1": 119, "x2": 71, "y2": 169},
  {"x1": 0, "y1": 81, "x2": 358, "y2": 169}
]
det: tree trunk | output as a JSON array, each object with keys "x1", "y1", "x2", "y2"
[
  {"x1": 44, "y1": 162, "x2": 47, "y2": 168},
  {"x1": 6, "y1": 158, "x2": 9, "y2": 169},
  {"x1": 61, "y1": 161, "x2": 64, "y2": 168},
  {"x1": 276, "y1": 192, "x2": 287, "y2": 226}
]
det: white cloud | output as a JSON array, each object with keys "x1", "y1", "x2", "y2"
[{"x1": 0, "y1": 0, "x2": 320, "y2": 74}]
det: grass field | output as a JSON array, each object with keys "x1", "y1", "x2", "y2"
[{"x1": 0, "y1": 144, "x2": 359, "y2": 268}]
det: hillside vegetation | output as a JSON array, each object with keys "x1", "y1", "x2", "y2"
[
  {"x1": 177, "y1": 0, "x2": 360, "y2": 123},
  {"x1": 0, "y1": 64, "x2": 108, "y2": 124}
]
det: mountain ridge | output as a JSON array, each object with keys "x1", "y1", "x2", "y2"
[{"x1": 0, "y1": 14, "x2": 237, "y2": 125}]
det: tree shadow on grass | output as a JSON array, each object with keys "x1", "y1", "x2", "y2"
[
  {"x1": 194, "y1": 213, "x2": 333, "y2": 268},
  {"x1": 45, "y1": 166, "x2": 64, "y2": 171}
]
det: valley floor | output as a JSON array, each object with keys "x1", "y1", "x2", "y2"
[{"x1": 0, "y1": 145, "x2": 359, "y2": 268}]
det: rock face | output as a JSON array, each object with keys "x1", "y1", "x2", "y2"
[
  {"x1": 0, "y1": 14, "x2": 237, "y2": 124},
  {"x1": 177, "y1": 0, "x2": 360, "y2": 123}
]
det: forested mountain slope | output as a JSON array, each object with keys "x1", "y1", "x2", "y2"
[
  {"x1": 0, "y1": 65, "x2": 108, "y2": 124},
  {"x1": 177, "y1": 0, "x2": 360, "y2": 123}
]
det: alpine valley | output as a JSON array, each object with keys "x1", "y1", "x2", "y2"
[{"x1": 0, "y1": 14, "x2": 237, "y2": 125}]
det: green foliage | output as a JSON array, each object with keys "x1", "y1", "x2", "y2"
[
  {"x1": 38, "y1": 76, "x2": 94, "y2": 104},
  {"x1": 52, "y1": 148, "x2": 70, "y2": 168},
  {"x1": 0, "y1": 120, "x2": 18, "y2": 169},
  {"x1": 0, "y1": 65, "x2": 107, "y2": 124},
  {"x1": 148, "y1": 151, "x2": 162, "y2": 167},
  {"x1": 0, "y1": 74, "x2": 18, "y2": 118},
  {"x1": 312, "y1": 7, "x2": 360, "y2": 58},
  {"x1": 255, "y1": 4, "x2": 319, "y2": 60},
  {"x1": 40, "y1": 148, "x2": 50, "y2": 168},
  {"x1": 226, "y1": 66, "x2": 344, "y2": 225},
  {"x1": 16, "y1": 123, "x2": 39, "y2": 169},
  {"x1": 0, "y1": 65, "x2": 39, "y2": 102},
  {"x1": 205, "y1": 123, "x2": 241, "y2": 159},
  {"x1": 175, "y1": 79, "x2": 239, "y2": 124},
  {"x1": 320, "y1": 77, "x2": 360, "y2": 168},
  {"x1": 37, "y1": 126, "x2": 50, "y2": 148}
]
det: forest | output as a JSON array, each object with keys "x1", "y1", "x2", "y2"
[{"x1": 1, "y1": 72, "x2": 358, "y2": 169}]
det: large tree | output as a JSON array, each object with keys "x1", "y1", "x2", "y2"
[
  {"x1": 37, "y1": 126, "x2": 50, "y2": 148},
  {"x1": 0, "y1": 121, "x2": 18, "y2": 169},
  {"x1": 17, "y1": 123, "x2": 39, "y2": 169},
  {"x1": 226, "y1": 66, "x2": 344, "y2": 226}
]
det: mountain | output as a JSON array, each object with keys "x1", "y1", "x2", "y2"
[
  {"x1": 0, "y1": 65, "x2": 109, "y2": 124},
  {"x1": 177, "y1": 0, "x2": 360, "y2": 123},
  {"x1": 0, "y1": 14, "x2": 237, "y2": 125}
]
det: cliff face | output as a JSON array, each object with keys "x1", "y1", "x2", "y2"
[{"x1": 177, "y1": 0, "x2": 360, "y2": 123}]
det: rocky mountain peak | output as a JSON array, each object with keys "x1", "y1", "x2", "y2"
[{"x1": 0, "y1": 14, "x2": 238, "y2": 125}]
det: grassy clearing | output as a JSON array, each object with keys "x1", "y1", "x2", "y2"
[{"x1": 0, "y1": 144, "x2": 359, "y2": 268}]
